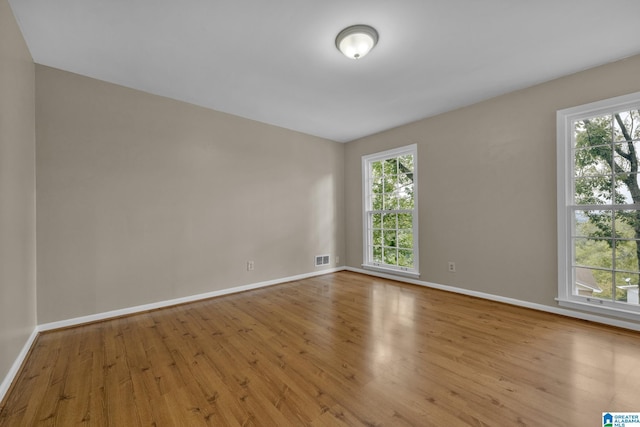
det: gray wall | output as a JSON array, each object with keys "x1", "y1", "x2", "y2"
[
  {"x1": 0, "y1": 0, "x2": 37, "y2": 386},
  {"x1": 345, "y1": 54, "x2": 640, "y2": 326},
  {"x1": 36, "y1": 66, "x2": 345, "y2": 324}
]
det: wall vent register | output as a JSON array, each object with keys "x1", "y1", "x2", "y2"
[{"x1": 315, "y1": 255, "x2": 330, "y2": 267}]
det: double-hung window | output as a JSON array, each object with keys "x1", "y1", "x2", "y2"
[
  {"x1": 557, "y1": 91, "x2": 640, "y2": 319},
  {"x1": 362, "y1": 144, "x2": 419, "y2": 277}
]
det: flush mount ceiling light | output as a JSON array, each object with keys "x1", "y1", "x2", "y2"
[{"x1": 335, "y1": 24, "x2": 379, "y2": 59}]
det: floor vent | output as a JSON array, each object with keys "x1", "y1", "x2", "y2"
[{"x1": 315, "y1": 254, "x2": 330, "y2": 267}]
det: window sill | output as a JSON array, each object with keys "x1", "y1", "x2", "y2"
[
  {"x1": 361, "y1": 264, "x2": 420, "y2": 279},
  {"x1": 556, "y1": 298, "x2": 640, "y2": 321}
]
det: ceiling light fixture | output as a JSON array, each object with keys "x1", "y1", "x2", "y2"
[{"x1": 335, "y1": 24, "x2": 378, "y2": 60}]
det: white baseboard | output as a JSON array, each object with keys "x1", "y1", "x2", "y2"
[
  {"x1": 2, "y1": 268, "x2": 343, "y2": 404},
  {"x1": 4, "y1": 265, "x2": 638, "y2": 406},
  {"x1": 0, "y1": 327, "x2": 38, "y2": 405},
  {"x1": 38, "y1": 267, "x2": 344, "y2": 332},
  {"x1": 345, "y1": 266, "x2": 640, "y2": 332}
]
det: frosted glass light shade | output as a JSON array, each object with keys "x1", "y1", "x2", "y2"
[{"x1": 336, "y1": 25, "x2": 378, "y2": 59}]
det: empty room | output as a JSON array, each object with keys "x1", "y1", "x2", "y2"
[{"x1": 2, "y1": 0, "x2": 640, "y2": 425}]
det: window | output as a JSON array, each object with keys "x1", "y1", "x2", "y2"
[
  {"x1": 362, "y1": 144, "x2": 418, "y2": 277},
  {"x1": 557, "y1": 91, "x2": 640, "y2": 319}
]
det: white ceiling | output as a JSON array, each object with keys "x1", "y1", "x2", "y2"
[{"x1": 8, "y1": 0, "x2": 640, "y2": 142}]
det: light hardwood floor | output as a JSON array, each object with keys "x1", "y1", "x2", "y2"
[{"x1": 1, "y1": 271, "x2": 639, "y2": 426}]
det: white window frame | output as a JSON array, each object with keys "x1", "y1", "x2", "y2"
[
  {"x1": 362, "y1": 144, "x2": 419, "y2": 278},
  {"x1": 557, "y1": 91, "x2": 640, "y2": 320}
]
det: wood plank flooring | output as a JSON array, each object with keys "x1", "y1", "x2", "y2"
[{"x1": 1, "y1": 271, "x2": 639, "y2": 426}]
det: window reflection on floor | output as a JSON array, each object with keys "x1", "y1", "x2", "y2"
[{"x1": 371, "y1": 282, "x2": 416, "y2": 368}]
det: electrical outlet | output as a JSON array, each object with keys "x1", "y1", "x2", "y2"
[
  {"x1": 335, "y1": 256, "x2": 340, "y2": 264},
  {"x1": 247, "y1": 261, "x2": 254, "y2": 271},
  {"x1": 448, "y1": 261, "x2": 456, "y2": 273}
]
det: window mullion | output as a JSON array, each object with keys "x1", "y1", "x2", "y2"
[
  {"x1": 559, "y1": 91, "x2": 640, "y2": 318},
  {"x1": 362, "y1": 144, "x2": 418, "y2": 275}
]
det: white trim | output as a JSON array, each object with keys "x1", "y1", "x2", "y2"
[
  {"x1": 557, "y1": 91, "x2": 640, "y2": 320},
  {"x1": 0, "y1": 327, "x2": 39, "y2": 404},
  {"x1": 42, "y1": 264, "x2": 637, "y2": 334},
  {"x1": 556, "y1": 107, "x2": 572, "y2": 303},
  {"x1": 3, "y1": 265, "x2": 640, "y2": 406},
  {"x1": 361, "y1": 143, "x2": 419, "y2": 275},
  {"x1": 2, "y1": 269, "x2": 342, "y2": 404},
  {"x1": 345, "y1": 266, "x2": 640, "y2": 332},
  {"x1": 36, "y1": 265, "x2": 640, "y2": 333},
  {"x1": 39, "y1": 268, "x2": 342, "y2": 332},
  {"x1": 556, "y1": 298, "x2": 640, "y2": 321},
  {"x1": 361, "y1": 264, "x2": 420, "y2": 279},
  {"x1": 361, "y1": 144, "x2": 418, "y2": 163},
  {"x1": 558, "y1": 91, "x2": 640, "y2": 118}
]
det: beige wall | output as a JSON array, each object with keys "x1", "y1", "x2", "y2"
[
  {"x1": 0, "y1": 0, "x2": 37, "y2": 385},
  {"x1": 345, "y1": 55, "x2": 640, "y2": 325},
  {"x1": 36, "y1": 66, "x2": 344, "y2": 324},
  {"x1": 13, "y1": 12, "x2": 640, "y2": 335}
]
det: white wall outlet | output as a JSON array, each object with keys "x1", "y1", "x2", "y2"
[
  {"x1": 448, "y1": 261, "x2": 456, "y2": 273},
  {"x1": 247, "y1": 261, "x2": 254, "y2": 271},
  {"x1": 335, "y1": 256, "x2": 340, "y2": 265}
]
